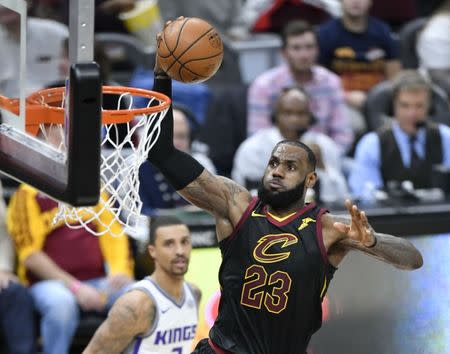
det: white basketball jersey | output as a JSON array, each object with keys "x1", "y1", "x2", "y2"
[{"x1": 123, "y1": 277, "x2": 198, "y2": 354}]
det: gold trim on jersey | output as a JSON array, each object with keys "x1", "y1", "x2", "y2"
[
  {"x1": 320, "y1": 276, "x2": 328, "y2": 299},
  {"x1": 251, "y1": 210, "x2": 266, "y2": 218},
  {"x1": 266, "y1": 211, "x2": 297, "y2": 222}
]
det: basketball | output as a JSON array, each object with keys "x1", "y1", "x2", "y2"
[{"x1": 156, "y1": 17, "x2": 224, "y2": 83}]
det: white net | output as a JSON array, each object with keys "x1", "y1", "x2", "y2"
[{"x1": 41, "y1": 89, "x2": 169, "y2": 237}]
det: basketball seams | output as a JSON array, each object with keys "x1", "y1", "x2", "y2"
[
  {"x1": 156, "y1": 18, "x2": 224, "y2": 82},
  {"x1": 178, "y1": 63, "x2": 208, "y2": 80},
  {"x1": 165, "y1": 27, "x2": 215, "y2": 73},
  {"x1": 159, "y1": 17, "x2": 190, "y2": 59},
  {"x1": 172, "y1": 17, "x2": 190, "y2": 54},
  {"x1": 181, "y1": 51, "x2": 223, "y2": 65}
]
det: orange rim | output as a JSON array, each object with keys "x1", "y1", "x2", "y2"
[{"x1": 0, "y1": 86, "x2": 171, "y2": 135}]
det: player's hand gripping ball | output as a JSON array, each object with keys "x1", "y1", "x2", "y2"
[{"x1": 156, "y1": 17, "x2": 224, "y2": 83}]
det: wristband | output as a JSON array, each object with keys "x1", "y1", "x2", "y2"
[
  {"x1": 69, "y1": 280, "x2": 82, "y2": 294},
  {"x1": 366, "y1": 235, "x2": 377, "y2": 248}
]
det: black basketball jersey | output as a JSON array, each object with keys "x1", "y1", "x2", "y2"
[{"x1": 209, "y1": 198, "x2": 336, "y2": 354}]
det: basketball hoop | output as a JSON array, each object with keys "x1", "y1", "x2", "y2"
[{"x1": 2, "y1": 86, "x2": 171, "y2": 237}]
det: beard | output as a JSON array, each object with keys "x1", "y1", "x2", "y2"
[{"x1": 258, "y1": 178, "x2": 306, "y2": 210}]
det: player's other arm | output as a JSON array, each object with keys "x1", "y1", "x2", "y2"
[
  {"x1": 83, "y1": 290, "x2": 154, "y2": 354},
  {"x1": 322, "y1": 200, "x2": 423, "y2": 270}
]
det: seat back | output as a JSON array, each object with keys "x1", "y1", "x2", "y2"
[{"x1": 399, "y1": 17, "x2": 428, "y2": 69}]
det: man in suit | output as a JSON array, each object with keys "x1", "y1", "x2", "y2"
[{"x1": 349, "y1": 70, "x2": 450, "y2": 197}]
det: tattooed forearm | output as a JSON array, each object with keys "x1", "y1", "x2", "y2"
[
  {"x1": 83, "y1": 292, "x2": 153, "y2": 354},
  {"x1": 333, "y1": 213, "x2": 423, "y2": 270},
  {"x1": 346, "y1": 233, "x2": 423, "y2": 270}
]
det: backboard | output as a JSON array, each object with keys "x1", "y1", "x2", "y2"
[{"x1": 0, "y1": 0, "x2": 101, "y2": 206}]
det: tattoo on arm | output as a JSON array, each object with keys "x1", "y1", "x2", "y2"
[
  {"x1": 83, "y1": 293, "x2": 153, "y2": 354},
  {"x1": 342, "y1": 233, "x2": 423, "y2": 270},
  {"x1": 180, "y1": 170, "x2": 251, "y2": 219},
  {"x1": 332, "y1": 213, "x2": 423, "y2": 270}
]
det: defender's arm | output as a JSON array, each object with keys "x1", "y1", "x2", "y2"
[{"x1": 83, "y1": 290, "x2": 154, "y2": 354}]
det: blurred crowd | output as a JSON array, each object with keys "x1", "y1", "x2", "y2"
[{"x1": 0, "y1": 0, "x2": 449, "y2": 353}]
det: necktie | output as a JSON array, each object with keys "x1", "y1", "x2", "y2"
[{"x1": 409, "y1": 135, "x2": 421, "y2": 169}]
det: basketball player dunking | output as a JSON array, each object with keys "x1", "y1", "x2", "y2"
[
  {"x1": 142, "y1": 27, "x2": 423, "y2": 353},
  {"x1": 83, "y1": 216, "x2": 201, "y2": 354}
]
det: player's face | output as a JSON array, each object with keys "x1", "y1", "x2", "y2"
[
  {"x1": 394, "y1": 89, "x2": 430, "y2": 135},
  {"x1": 259, "y1": 144, "x2": 315, "y2": 209},
  {"x1": 173, "y1": 110, "x2": 191, "y2": 152},
  {"x1": 275, "y1": 90, "x2": 311, "y2": 140},
  {"x1": 283, "y1": 32, "x2": 318, "y2": 73},
  {"x1": 149, "y1": 224, "x2": 192, "y2": 277},
  {"x1": 341, "y1": 0, "x2": 372, "y2": 18}
]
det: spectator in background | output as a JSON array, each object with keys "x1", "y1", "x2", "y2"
[
  {"x1": 0, "y1": 5, "x2": 68, "y2": 97},
  {"x1": 247, "y1": 20, "x2": 353, "y2": 153},
  {"x1": 234, "y1": 86, "x2": 348, "y2": 203},
  {"x1": 230, "y1": 0, "x2": 341, "y2": 39},
  {"x1": 417, "y1": 0, "x2": 450, "y2": 97},
  {"x1": 317, "y1": 0, "x2": 401, "y2": 114},
  {"x1": 7, "y1": 125, "x2": 134, "y2": 354},
  {"x1": 139, "y1": 105, "x2": 216, "y2": 216},
  {"x1": 0, "y1": 181, "x2": 37, "y2": 354},
  {"x1": 159, "y1": 0, "x2": 242, "y2": 38},
  {"x1": 349, "y1": 71, "x2": 450, "y2": 198},
  {"x1": 250, "y1": 0, "x2": 332, "y2": 34}
]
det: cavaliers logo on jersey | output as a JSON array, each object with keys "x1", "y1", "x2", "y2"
[{"x1": 253, "y1": 233, "x2": 298, "y2": 264}]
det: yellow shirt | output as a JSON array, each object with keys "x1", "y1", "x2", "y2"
[{"x1": 7, "y1": 184, "x2": 134, "y2": 284}]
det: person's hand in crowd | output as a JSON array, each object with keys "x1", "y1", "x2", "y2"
[
  {"x1": 0, "y1": 270, "x2": 19, "y2": 292},
  {"x1": 107, "y1": 273, "x2": 133, "y2": 292},
  {"x1": 74, "y1": 283, "x2": 107, "y2": 312},
  {"x1": 98, "y1": 0, "x2": 135, "y2": 14},
  {"x1": 345, "y1": 90, "x2": 367, "y2": 110}
]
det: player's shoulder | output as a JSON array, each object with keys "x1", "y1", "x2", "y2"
[
  {"x1": 119, "y1": 288, "x2": 155, "y2": 312},
  {"x1": 186, "y1": 282, "x2": 202, "y2": 305}
]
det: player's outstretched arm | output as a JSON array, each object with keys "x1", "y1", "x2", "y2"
[
  {"x1": 149, "y1": 62, "x2": 252, "y2": 239},
  {"x1": 83, "y1": 290, "x2": 154, "y2": 354},
  {"x1": 323, "y1": 200, "x2": 423, "y2": 270}
]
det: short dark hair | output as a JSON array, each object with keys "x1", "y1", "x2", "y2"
[
  {"x1": 392, "y1": 70, "x2": 431, "y2": 101},
  {"x1": 281, "y1": 20, "x2": 316, "y2": 48},
  {"x1": 149, "y1": 216, "x2": 186, "y2": 245},
  {"x1": 274, "y1": 140, "x2": 317, "y2": 171}
]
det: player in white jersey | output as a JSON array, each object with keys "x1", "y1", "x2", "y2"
[{"x1": 83, "y1": 216, "x2": 201, "y2": 354}]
